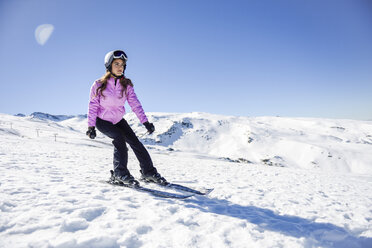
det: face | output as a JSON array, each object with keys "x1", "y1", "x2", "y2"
[{"x1": 111, "y1": 59, "x2": 126, "y2": 76}]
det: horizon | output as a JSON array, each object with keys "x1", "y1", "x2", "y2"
[
  {"x1": 2, "y1": 111, "x2": 372, "y2": 122},
  {"x1": 1, "y1": 0, "x2": 372, "y2": 120}
]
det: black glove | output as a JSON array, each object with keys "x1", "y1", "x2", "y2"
[
  {"x1": 143, "y1": 121, "x2": 155, "y2": 134},
  {"x1": 86, "y1": 126, "x2": 96, "y2": 139}
]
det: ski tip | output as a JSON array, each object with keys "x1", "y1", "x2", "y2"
[
  {"x1": 174, "y1": 194, "x2": 195, "y2": 199},
  {"x1": 203, "y1": 188, "x2": 214, "y2": 195}
]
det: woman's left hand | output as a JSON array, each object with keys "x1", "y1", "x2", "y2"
[{"x1": 143, "y1": 122, "x2": 155, "y2": 134}]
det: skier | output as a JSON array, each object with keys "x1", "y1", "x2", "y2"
[{"x1": 86, "y1": 50, "x2": 166, "y2": 186}]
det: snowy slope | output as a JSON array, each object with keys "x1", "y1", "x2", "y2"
[
  {"x1": 0, "y1": 112, "x2": 371, "y2": 248},
  {"x1": 132, "y1": 112, "x2": 372, "y2": 174}
]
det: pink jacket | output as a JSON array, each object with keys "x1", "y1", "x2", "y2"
[{"x1": 88, "y1": 77, "x2": 148, "y2": 127}]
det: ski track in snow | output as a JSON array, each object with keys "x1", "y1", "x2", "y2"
[{"x1": 0, "y1": 113, "x2": 372, "y2": 248}]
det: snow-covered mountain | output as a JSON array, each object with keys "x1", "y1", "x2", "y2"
[
  {"x1": 29, "y1": 112, "x2": 87, "y2": 122},
  {"x1": 0, "y1": 112, "x2": 371, "y2": 247},
  {"x1": 137, "y1": 112, "x2": 372, "y2": 175},
  {"x1": 4, "y1": 111, "x2": 372, "y2": 175}
]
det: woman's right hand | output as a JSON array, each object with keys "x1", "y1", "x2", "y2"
[{"x1": 86, "y1": 126, "x2": 96, "y2": 139}]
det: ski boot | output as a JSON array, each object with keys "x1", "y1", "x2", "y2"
[
  {"x1": 110, "y1": 170, "x2": 139, "y2": 187},
  {"x1": 140, "y1": 170, "x2": 168, "y2": 185}
]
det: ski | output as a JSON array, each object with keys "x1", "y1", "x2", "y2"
[
  {"x1": 141, "y1": 179, "x2": 214, "y2": 195},
  {"x1": 105, "y1": 180, "x2": 194, "y2": 199},
  {"x1": 101, "y1": 172, "x2": 194, "y2": 199},
  {"x1": 165, "y1": 183, "x2": 214, "y2": 195}
]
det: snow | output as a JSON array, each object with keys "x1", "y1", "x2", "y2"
[{"x1": 0, "y1": 112, "x2": 371, "y2": 248}]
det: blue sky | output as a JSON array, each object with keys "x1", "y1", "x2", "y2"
[{"x1": 0, "y1": 0, "x2": 371, "y2": 120}]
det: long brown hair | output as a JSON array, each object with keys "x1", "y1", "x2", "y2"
[{"x1": 96, "y1": 71, "x2": 134, "y2": 98}]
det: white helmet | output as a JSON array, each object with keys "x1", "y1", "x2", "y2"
[{"x1": 104, "y1": 50, "x2": 128, "y2": 70}]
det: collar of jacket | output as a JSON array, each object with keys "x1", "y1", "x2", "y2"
[{"x1": 108, "y1": 77, "x2": 121, "y2": 87}]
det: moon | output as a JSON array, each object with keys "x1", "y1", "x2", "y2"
[{"x1": 35, "y1": 24, "x2": 54, "y2": 46}]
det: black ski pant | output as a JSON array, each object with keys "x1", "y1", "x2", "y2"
[{"x1": 96, "y1": 117, "x2": 157, "y2": 177}]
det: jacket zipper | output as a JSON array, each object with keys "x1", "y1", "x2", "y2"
[{"x1": 101, "y1": 109, "x2": 107, "y2": 118}]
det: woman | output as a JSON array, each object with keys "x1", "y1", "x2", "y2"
[{"x1": 86, "y1": 50, "x2": 166, "y2": 186}]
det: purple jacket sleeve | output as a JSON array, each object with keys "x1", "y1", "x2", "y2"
[
  {"x1": 126, "y1": 85, "x2": 148, "y2": 124},
  {"x1": 87, "y1": 81, "x2": 100, "y2": 127}
]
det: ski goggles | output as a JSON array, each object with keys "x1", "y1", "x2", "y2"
[{"x1": 113, "y1": 50, "x2": 128, "y2": 61}]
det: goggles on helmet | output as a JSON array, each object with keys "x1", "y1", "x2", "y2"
[{"x1": 113, "y1": 50, "x2": 128, "y2": 61}]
